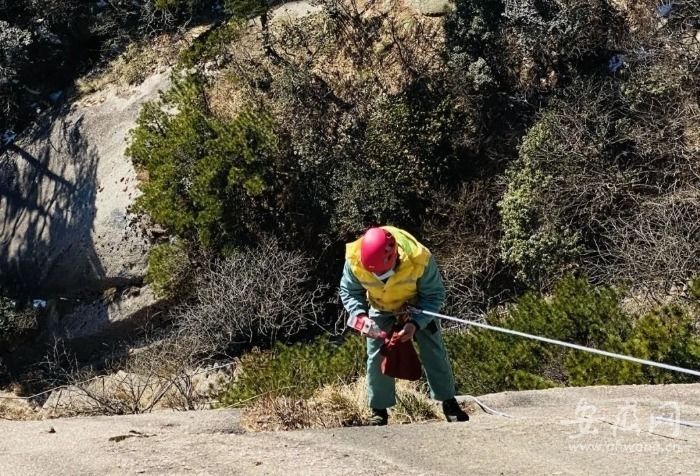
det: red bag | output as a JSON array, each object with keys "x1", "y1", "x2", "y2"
[{"x1": 379, "y1": 325, "x2": 422, "y2": 381}]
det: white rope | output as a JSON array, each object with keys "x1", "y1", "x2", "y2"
[
  {"x1": 409, "y1": 307, "x2": 700, "y2": 379},
  {"x1": 459, "y1": 395, "x2": 514, "y2": 418}
]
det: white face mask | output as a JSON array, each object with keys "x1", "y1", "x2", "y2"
[{"x1": 373, "y1": 268, "x2": 395, "y2": 281}]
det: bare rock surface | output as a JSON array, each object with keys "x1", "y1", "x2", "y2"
[
  {"x1": 0, "y1": 72, "x2": 170, "y2": 296},
  {"x1": 269, "y1": 0, "x2": 323, "y2": 23},
  {"x1": 408, "y1": 0, "x2": 455, "y2": 16},
  {"x1": 2, "y1": 384, "x2": 700, "y2": 475},
  {"x1": 49, "y1": 284, "x2": 162, "y2": 340}
]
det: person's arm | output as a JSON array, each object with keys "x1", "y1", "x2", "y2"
[
  {"x1": 412, "y1": 255, "x2": 446, "y2": 329},
  {"x1": 339, "y1": 261, "x2": 369, "y2": 317}
]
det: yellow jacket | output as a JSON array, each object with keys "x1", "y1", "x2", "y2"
[{"x1": 344, "y1": 226, "x2": 431, "y2": 312}]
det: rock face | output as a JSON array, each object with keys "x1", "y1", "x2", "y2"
[
  {"x1": 2, "y1": 384, "x2": 700, "y2": 474},
  {"x1": 0, "y1": 72, "x2": 170, "y2": 296},
  {"x1": 269, "y1": 1, "x2": 323, "y2": 23},
  {"x1": 0, "y1": 70, "x2": 171, "y2": 341},
  {"x1": 47, "y1": 285, "x2": 163, "y2": 342},
  {"x1": 408, "y1": 0, "x2": 455, "y2": 16}
]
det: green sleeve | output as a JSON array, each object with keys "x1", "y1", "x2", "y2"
[
  {"x1": 339, "y1": 261, "x2": 369, "y2": 318},
  {"x1": 413, "y1": 255, "x2": 446, "y2": 329}
]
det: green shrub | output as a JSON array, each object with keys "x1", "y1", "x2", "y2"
[
  {"x1": 127, "y1": 72, "x2": 279, "y2": 248},
  {"x1": 224, "y1": 0, "x2": 270, "y2": 19},
  {"x1": 498, "y1": 74, "x2": 698, "y2": 291},
  {"x1": 1, "y1": 0, "x2": 218, "y2": 132},
  {"x1": 0, "y1": 20, "x2": 33, "y2": 129},
  {"x1": 498, "y1": 117, "x2": 581, "y2": 287},
  {"x1": 621, "y1": 60, "x2": 692, "y2": 108},
  {"x1": 690, "y1": 277, "x2": 700, "y2": 301},
  {"x1": 218, "y1": 335, "x2": 366, "y2": 406},
  {"x1": 448, "y1": 276, "x2": 700, "y2": 395},
  {"x1": 220, "y1": 276, "x2": 700, "y2": 408},
  {"x1": 145, "y1": 241, "x2": 191, "y2": 298},
  {"x1": 330, "y1": 89, "x2": 468, "y2": 236},
  {"x1": 178, "y1": 20, "x2": 245, "y2": 69},
  {"x1": 444, "y1": 0, "x2": 503, "y2": 63}
]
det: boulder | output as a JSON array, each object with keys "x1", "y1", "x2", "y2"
[
  {"x1": 41, "y1": 385, "x2": 97, "y2": 415},
  {"x1": 0, "y1": 72, "x2": 171, "y2": 296},
  {"x1": 41, "y1": 365, "x2": 231, "y2": 415},
  {"x1": 48, "y1": 285, "x2": 163, "y2": 341},
  {"x1": 269, "y1": 1, "x2": 323, "y2": 24},
  {"x1": 408, "y1": 0, "x2": 455, "y2": 16}
]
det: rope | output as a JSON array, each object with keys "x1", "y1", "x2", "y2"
[
  {"x1": 460, "y1": 395, "x2": 513, "y2": 418},
  {"x1": 409, "y1": 307, "x2": 700, "y2": 379}
]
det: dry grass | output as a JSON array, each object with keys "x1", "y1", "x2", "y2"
[
  {"x1": 77, "y1": 43, "x2": 161, "y2": 96},
  {"x1": 0, "y1": 396, "x2": 40, "y2": 421},
  {"x1": 207, "y1": 74, "x2": 250, "y2": 122},
  {"x1": 307, "y1": 0, "x2": 447, "y2": 96},
  {"x1": 392, "y1": 381, "x2": 441, "y2": 424},
  {"x1": 241, "y1": 377, "x2": 443, "y2": 431},
  {"x1": 76, "y1": 26, "x2": 209, "y2": 96},
  {"x1": 38, "y1": 337, "x2": 228, "y2": 418},
  {"x1": 241, "y1": 396, "x2": 317, "y2": 431},
  {"x1": 686, "y1": 112, "x2": 700, "y2": 157},
  {"x1": 609, "y1": 0, "x2": 657, "y2": 34},
  {"x1": 41, "y1": 369, "x2": 217, "y2": 418},
  {"x1": 216, "y1": 0, "x2": 447, "y2": 107},
  {"x1": 311, "y1": 378, "x2": 372, "y2": 427}
]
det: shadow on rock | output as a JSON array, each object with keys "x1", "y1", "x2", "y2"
[{"x1": 0, "y1": 111, "x2": 103, "y2": 297}]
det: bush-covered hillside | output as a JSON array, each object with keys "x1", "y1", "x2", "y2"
[
  {"x1": 129, "y1": 0, "x2": 698, "y2": 319},
  {"x1": 122, "y1": 0, "x2": 699, "y2": 408},
  {"x1": 225, "y1": 277, "x2": 700, "y2": 399},
  {"x1": 2, "y1": 0, "x2": 698, "y2": 410}
]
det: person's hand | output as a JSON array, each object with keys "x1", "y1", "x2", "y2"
[{"x1": 398, "y1": 322, "x2": 417, "y2": 342}]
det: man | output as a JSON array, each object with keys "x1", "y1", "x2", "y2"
[{"x1": 340, "y1": 225, "x2": 469, "y2": 426}]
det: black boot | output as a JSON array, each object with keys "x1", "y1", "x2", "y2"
[
  {"x1": 369, "y1": 408, "x2": 388, "y2": 426},
  {"x1": 442, "y1": 398, "x2": 469, "y2": 422}
]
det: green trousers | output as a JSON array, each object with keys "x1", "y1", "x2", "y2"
[{"x1": 366, "y1": 313, "x2": 456, "y2": 409}]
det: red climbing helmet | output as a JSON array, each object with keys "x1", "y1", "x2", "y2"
[{"x1": 360, "y1": 227, "x2": 398, "y2": 273}]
